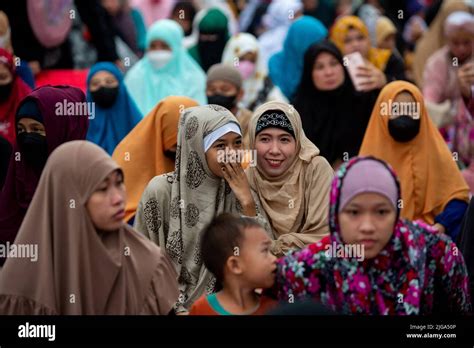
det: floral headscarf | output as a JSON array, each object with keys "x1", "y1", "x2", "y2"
[{"x1": 274, "y1": 156, "x2": 471, "y2": 314}]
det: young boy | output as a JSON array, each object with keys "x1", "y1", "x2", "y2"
[{"x1": 189, "y1": 213, "x2": 278, "y2": 315}]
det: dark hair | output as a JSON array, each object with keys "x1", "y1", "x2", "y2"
[{"x1": 201, "y1": 213, "x2": 262, "y2": 285}]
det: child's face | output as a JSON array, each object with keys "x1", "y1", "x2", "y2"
[
  {"x1": 338, "y1": 192, "x2": 396, "y2": 259},
  {"x1": 238, "y1": 226, "x2": 277, "y2": 289}
]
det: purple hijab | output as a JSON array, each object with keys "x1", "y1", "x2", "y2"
[{"x1": 0, "y1": 85, "x2": 89, "y2": 260}]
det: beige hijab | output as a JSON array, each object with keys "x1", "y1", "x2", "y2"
[
  {"x1": 247, "y1": 101, "x2": 333, "y2": 257},
  {"x1": 413, "y1": 0, "x2": 471, "y2": 87},
  {"x1": 0, "y1": 141, "x2": 179, "y2": 315},
  {"x1": 134, "y1": 105, "x2": 271, "y2": 312}
]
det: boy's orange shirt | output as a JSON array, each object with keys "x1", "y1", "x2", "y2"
[{"x1": 189, "y1": 293, "x2": 277, "y2": 315}]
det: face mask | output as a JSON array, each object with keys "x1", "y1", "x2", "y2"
[
  {"x1": 388, "y1": 115, "x2": 420, "y2": 142},
  {"x1": 17, "y1": 132, "x2": 48, "y2": 169},
  {"x1": 207, "y1": 94, "x2": 237, "y2": 111},
  {"x1": 164, "y1": 150, "x2": 176, "y2": 160},
  {"x1": 237, "y1": 60, "x2": 256, "y2": 79},
  {"x1": 147, "y1": 50, "x2": 173, "y2": 70},
  {"x1": 90, "y1": 86, "x2": 119, "y2": 108},
  {"x1": 0, "y1": 82, "x2": 13, "y2": 102}
]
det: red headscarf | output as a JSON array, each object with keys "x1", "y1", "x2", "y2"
[{"x1": 0, "y1": 48, "x2": 32, "y2": 144}]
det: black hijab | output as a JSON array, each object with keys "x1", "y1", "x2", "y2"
[{"x1": 292, "y1": 40, "x2": 378, "y2": 165}]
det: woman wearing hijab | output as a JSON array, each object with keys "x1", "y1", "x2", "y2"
[
  {"x1": 125, "y1": 19, "x2": 206, "y2": 115},
  {"x1": 422, "y1": 11, "x2": 474, "y2": 168},
  {"x1": 0, "y1": 141, "x2": 179, "y2": 314},
  {"x1": 112, "y1": 96, "x2": 198, "y2": 224},
  {"x1": 247, "y1": 101, "x2": 334, "y2": 257},
  {"x1": 188, "y1": 8, "x2": 230, "y2": 72},
  {"x1": 87, "y1": 62, "x2": 142, "y2": 155},
  {"x1": 293, "y1": 40, "x2": 379, "y2": 168},
  {"x1": 0, "y1": 11, "x2": 35, "y2": 89},
  {"x1": 0, "y1": 86, "x2": 89, "y2": 265},
  {"x1": 0, "y1": 48, "x2": 31, "y2": 145},
  {"x1": 330, "y1": 15, "x2": 406, "y2": 86},
  {"x1": 413, "y1": 0, "x2": 471, "y2": 87},
  {"x1": 269, "y1": 16, "x2": 327, "y2": 101},
  {"x1": 359, "y1": 81, "x2": 470, "y2": 240},
  {"x1": 134, "y1": 104, "x2": 272, "y2": 313},
  {"x1": 258, "y1": 0, "x2": 303, "y2": 68},
  {"x1": 221, "y1": 33, "x2": 286, "y2": 111},
  {"x1": 274, "y1": 156, "x2": 471, "y2": 314}
]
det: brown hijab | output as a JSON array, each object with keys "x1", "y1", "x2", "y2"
[
  {"x1": 0, "y1": 140, "x2": 179, "y2": 315},
  {"x1": 247, "y1": 101, "x2": 334, "y2": 256}
]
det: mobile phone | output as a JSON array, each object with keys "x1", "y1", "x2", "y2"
[{"x1": 344, "y1": 52, "x2": 367, "y2": 91}]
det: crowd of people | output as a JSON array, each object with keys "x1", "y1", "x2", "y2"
[{"x1": 0, "y1": 0, "x2": 473, "y2": 316}]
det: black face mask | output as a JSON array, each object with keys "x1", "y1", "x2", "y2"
[
  {"x1": 388, "y1": 115, "x2": 420, "y2": 142},
  {"x1": 90, "y1": 86, "x2": 119, "y2": 108},
  {"x1": 207, "y1": 94, "x2": 237, "y2": 111},
  {"x1": 164, "y1": 150, "x2": 176, "y2": 160},
  {"x1": 0, "y1": 82, "x2": 13, "y2": 102},
  {"x1": 17, "y1": 132, "x2": 48, "y2": 169}
]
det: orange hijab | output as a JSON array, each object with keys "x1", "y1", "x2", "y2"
[
  {"x1": 330, "y1": 15, "x2": 391, "y2": 72},
  {"x1": 359, "y1": 81, "x2": 469, "y2": 224},
  {"x1": 112, "y1": 96, "x2": 198, "y2": 222}
]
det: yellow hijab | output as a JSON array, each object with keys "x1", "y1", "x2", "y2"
[
  {"x1": 112, "y1": 96, "x2": 198, "y2": 222},
  {"x1": 330, "y1": 15, "x2": 391, "y2": 71},
  {"x1": 359, "y1": 81, "x2": 469, "y2": 223}
]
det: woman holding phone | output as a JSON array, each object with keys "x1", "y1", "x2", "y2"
[
  {"x1": 330, "y1": 15, "x2": 406, "y2": 89},
  {"x1": 293, "y1": 40, "x2": 379, "y2": 168}
]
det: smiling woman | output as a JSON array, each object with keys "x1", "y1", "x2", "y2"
[{"x1": 247, "y1": 101, "x2": 334, "y2": 257}]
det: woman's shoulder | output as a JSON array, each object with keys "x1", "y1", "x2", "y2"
[{"x1": 142, "y1": 173, "x2": 174, "y2": 198}]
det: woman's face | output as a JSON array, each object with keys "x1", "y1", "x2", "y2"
[
  {"x1": 379, "y1": 33, "x2": 396, "y2": 50},
  {"x1": 343, "y1": 28, "x2": 370, "y2": 58},
  {"x1": 89, "y1": 71, "x2": 119, "y2": 92},
  {"x1": 447, "y1": 32, "x2": 473, "y2": 64},
  {"x1": 148, "y1": 40, "x2": 171, "y2": 51},
  {"x1": 17, "y1": 117, "x2": 46, "y2": 136},
  {"x1": 86, "y1": 170, "x2": 126, "y2": 232},
  {"x1": 0, "y1": 63, "x2": 12, "y2": 85},
  {"x1": 255, "y1": 128, "x2": 297, "y2": 178},
  {"x1": 338, "y1": 192, "x2": 396, "y2": 259},
  {"x1": 312, "y1": 51, "x2": 345, "y2": 90},
  {"x1": 205, "y1": 131, "x2": 243, "y2": 178}
]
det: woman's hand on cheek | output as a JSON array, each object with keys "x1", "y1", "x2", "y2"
[{"x1": 221, "y1": 160, "x2": 257, "y2": 216}]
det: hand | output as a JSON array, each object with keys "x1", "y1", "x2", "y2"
[
  {"x1": 355, "y1": 63, "x2": 387, "y2": 92},
  {"x1": 432, "y1": 223, "x2": 446, "y2": 234},
  {"x1": 221, "y1": 160, "x2": 257, "y2": 216},
  {"x1": 457, "y1": 62, "x2": 474, "y2": 99}
]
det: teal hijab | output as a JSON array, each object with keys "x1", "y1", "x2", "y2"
[{"x1": 125, "y1": 19, "x2": 207, "y2": 115}]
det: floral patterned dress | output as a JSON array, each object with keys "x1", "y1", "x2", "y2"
[{"x1": 274, "y1": 156, "x2": 471, "y2": 314}]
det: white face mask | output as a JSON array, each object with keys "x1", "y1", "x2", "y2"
[
  {"x1": 0, "y1": 28, "x2": 11, "y2": 48},
  {"x1": 147, "y1": 50, "x2": 173, "y2": 70}
]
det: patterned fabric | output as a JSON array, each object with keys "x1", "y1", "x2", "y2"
[
  {"x1": 255, "y1": 109, "x2": 294, "y2": 137},
  {"x1": 134, "y1": 104, "x2": 272, "y2": 312},
  {"x1": 274, "y1": 156, "x2": 471, "y2": 314}
]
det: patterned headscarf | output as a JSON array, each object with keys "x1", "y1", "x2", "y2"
[
  {"x1": 134, "y1": 104, "x2": 271, "y2": 312},
  {"x1": 274, "y1": 156, "x2": 471, "y2": 314}
]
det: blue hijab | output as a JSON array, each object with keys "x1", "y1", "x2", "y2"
[
  {"x1": 86, "y1": 62, "x2": 143, "y2": 155},
  {"x1": 269, "y1": 16, "x2": 327, "y2": 100},
  {"x1": 124, "y1": 19, "x2": 207, "y2": 115}
]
